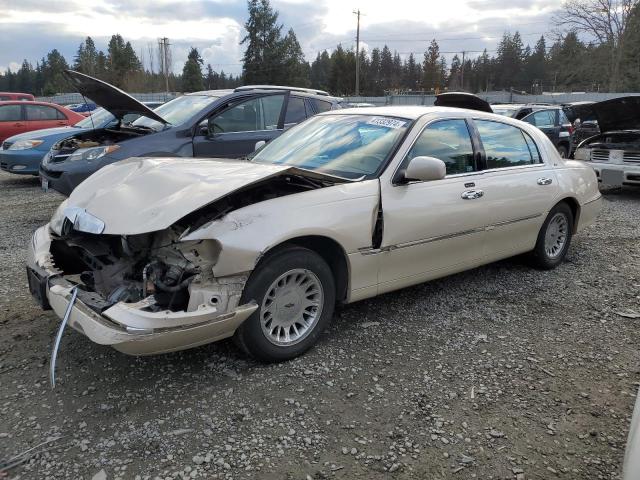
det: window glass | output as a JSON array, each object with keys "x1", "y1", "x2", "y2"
[
  {"x1": 406, "y1": 119, "x2": 475, "y2": 175},
  {"x1": 0, "y1": 104, "x2": 22, "y2": 121},
  {"x1": 476, "y1": 120, "x2": 534, "y2": 168},
  {"x1": 212, "y1": 95, "x2": 284, "y2": 134},
  {"x1": 251, "y1": 114, "x2": 409, "y2": 179},
  {"x1": 310, "y1": 99, "x2": 332, "y2": 113},
  {"x1": 526, "y1": 110, "x2": 555, "y2": 127},
  {"x1": 56, "y1": 109, "x2": 67, "y2": 120},
  {"x1": 284, "y1": 97, "x2": 307, "y2": 125},
  {"x1": 523, "y1": 132, "x2": 541, "y2": 163},
  {"x1": 133, "y1": 94, "x2": 219, "y2": 130},
  {"x1": 0, "y1": 96, "x2": 11, "y2": 101},
  {"x1": 559, "y1": 110, "x2": 570, "y2": 124},
  {"x1": 25, "y1": 105, "x2": 58, "y2": 121}
]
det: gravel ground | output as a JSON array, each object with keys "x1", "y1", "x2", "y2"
[{"x1": 0, "y1": 170, "x2": 639, "y2": 480}]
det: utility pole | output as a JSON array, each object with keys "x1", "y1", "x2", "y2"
[
  {"x1": 460, "y1": 51, "x2": 466, "y2": 91},
  {"x1": 158, "y1": 37, "x2": 171, "y2": 94},
  {"x1": 353, "y1": 9, "x2": 361, "y2": 96}
]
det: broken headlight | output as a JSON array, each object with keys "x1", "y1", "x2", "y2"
[
  {"x1": 49, "y1": 199, "x2": 69, "y2": 235},
  {"x1": 65, "y1": 145, "x2": 120, "y2": 162}
]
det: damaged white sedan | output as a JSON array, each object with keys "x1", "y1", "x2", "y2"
[{"x1": 28, "y1": 106, "x2": 602, "y2": 362}]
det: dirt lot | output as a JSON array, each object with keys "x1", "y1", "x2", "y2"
[{"x1": 0, "y1": 170, "x2": 639, "y2": 480}]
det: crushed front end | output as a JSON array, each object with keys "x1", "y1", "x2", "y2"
[{"x1": 27, "y1": 214, "x2": 257, "y2": 355}]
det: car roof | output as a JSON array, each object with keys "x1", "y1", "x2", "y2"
[
  {"x1": 187, "y1": 88, "x2": 340, "y2": 102},
  {"x1": 186, "y1": 89, "x2": 234, "y2": 97},
  {"x1": 0, "y1": 100, "x2": 60, "y2": 106},
  {"x1": 323, "y1": 105, "x2": 509, "y2": 120}
]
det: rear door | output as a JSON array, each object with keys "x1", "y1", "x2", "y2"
[
  {"x1": 523, "y1": 109, "x2": 559, "y2": 146},
  {"x1": 25, "y1": 104, "x2": 69, "y2": 130},
  {"x1": 471, "y1": 119, "x2": 559, "y2": 260},
  {"x1": 0, "y1": 104, "x2": 26, "y2": 141},
  {"x1": 192, "y1": 93, "x2": 287, "y2": 158}
]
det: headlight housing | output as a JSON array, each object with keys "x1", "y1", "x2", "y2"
[
  {"x1": 49, "y1": 199, "x2": 69, "y2": 235},
  {"x1": 66, "y1": 145, "x2": 120, "y2": 162},
  {"x1": 573, "y1": 148, "x2": 589, "y2": 161},
  {"x1": 9, "y1": 139, "x2": 44, "y2": 150}
]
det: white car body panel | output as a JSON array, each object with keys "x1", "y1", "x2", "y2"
[{"x1": 27, "y1": 106, "x2": 602, "y2": 355}]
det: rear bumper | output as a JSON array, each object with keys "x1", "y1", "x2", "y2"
[
  {"x1": 27, "y1": 226, "x2": 257, "y2": 355},
  {"x1": 577, "y1": 194, "x2": 602, "y2": 232}
]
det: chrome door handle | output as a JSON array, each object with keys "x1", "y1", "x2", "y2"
[
  {"x1": 461, "y1": 189, "x2": 484, "y2": 200},
  {"x1": 537, "y1": 177, "x2": 553, "y2": 185}
]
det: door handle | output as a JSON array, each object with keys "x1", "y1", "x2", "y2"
[
  {"x1": 537, "y1": 177, "x2": 553, "y2": 185},
  {"x1": 461, "y1": 189, "x2": 484, "y2": 200}
]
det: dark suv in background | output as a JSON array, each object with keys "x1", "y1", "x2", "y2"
[
  {"x1": 521, "y1": 107, "x2": 574, "y2": 158},
  {"x1": 40, "y1": 71, "x2": 342, "y2": 196}
]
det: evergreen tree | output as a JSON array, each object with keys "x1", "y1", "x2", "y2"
[
  {"x1": 621, "y1": 3, "x2": 640, "y2": 90},
  {"x1": 279, "y1": 28, "x2": 308, "y2": 86},
  {"x1": 241, "y1": 0, "x2": 284, "y2": 84},
  {"x1": 182, "y1": 47, "x2": 204, "y2": 92},
  {"x1": 422, "y1": 39, "x2": 442, "y2": 91}
]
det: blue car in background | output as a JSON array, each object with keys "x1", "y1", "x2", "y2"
[
  {"x1": 0, "y1": 104, "x2": 162, "y2": 176},
  {"x1": 67, "y1": 102, "x2": 98, "y2": 115}
]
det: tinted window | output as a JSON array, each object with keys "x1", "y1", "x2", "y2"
[
  {"x1": 525, "y1": 110, "x2": 555, "y2": 127},
  {"x1": 56, "y1": 109, "x2": 67, "y2": 120},
  {"x1": 212, "y1": 95, "x2": 284, "y2": 134},
  {"x1": 284, "y1": 96, "x2": 307, "y2": 125},
  {"x1": 25, "y1": 105, "x2": 58, "y2": 121},
  {"x1": 0, "y1": 104, "x2": 22, "y2": 121},
  {"x1": 0, "y1": 96, "x2": 11, "y2": 101},
  {"x1": 559, "y1": 110, "x2": 570, "y2": 124},
  {"x1": 310, "y1": 99, "x2": 332, "y2": 113},
  {"x1": 406, "y1": 119, "x2": 475, "y2": 175},
  {"x1": 476, "y1": 120, "x2": 535, "y2": 168}
]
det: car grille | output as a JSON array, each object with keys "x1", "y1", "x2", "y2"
[
  {"x1": 2, "y1": 141, "x2": 12, "y2": 150},
  {"x1": 623, "y1": 151, "x2": 640, "y2": 164},
  {"x1": 590, "y1": 149, "x2": 610, "y2": 162}
]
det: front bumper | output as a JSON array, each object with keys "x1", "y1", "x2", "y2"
[
  {"x1": 0, "y1": 149, "x2": 45, "y2": 175},
  {"x1": 27, "y1": 225, "x2": 257, "y2": 355},
  {"x1": 585, "y1": 161, "x2": 640, "y2": 186}
]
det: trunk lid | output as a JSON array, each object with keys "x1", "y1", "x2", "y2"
[{"x1": 63, "y1": 70, "x2": 168, "y2": 125}]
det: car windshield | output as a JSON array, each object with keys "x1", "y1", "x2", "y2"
[
  {"x1": 492, "y1": 108, "x2": 517, "y2": 117},
  {"x1": 251, "y1": 114, "x2": 410, "y2": 179},
  {"x1": 132, "y1": 94, "x2": 219, "y2": 130},
  {"x1": 74, "y1": 108, "x2": 115, "y2": 128}
]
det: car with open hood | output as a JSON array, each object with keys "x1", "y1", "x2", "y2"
[
  {"x1": 1, "y1": 106, "x2": 158, "y2": 176},
  {"x1": 573, "y1": 96, "x2": 640, "y2": 187},
  {"x1": 39, "y1": 70, "x2": 342, "y2": 196},
  {"x1": 27, "y1": 106, "x2": 601, "y2": 362}
]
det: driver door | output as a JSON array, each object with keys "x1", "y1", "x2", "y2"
[
  {"x1": 377, "y1": 118, "x2": 490, "y2": 292},
  {"x1": 192, "y1": 93, "x2": 286, "y2": 158}
]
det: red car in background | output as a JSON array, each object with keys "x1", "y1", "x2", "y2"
[
  {"x1": 0, "y1": 101, "x2": 84, "y2": 142},
  {"x1": 0, "y1": 92, "x2": 35, "y2": 101}
]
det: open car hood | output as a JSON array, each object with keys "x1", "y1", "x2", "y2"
[
  {"x1": 65, "y1": 158, "x2": 346, "y2": 235},
  {"x1": 434, "y1": 92, "x2": 493, "y2": 113},
  {"x1": 592, "y1": 96, "x2": 640, "y2": 132},
  {"x1": 62, "y1": 70, "x2": 168, "y2": 125}
]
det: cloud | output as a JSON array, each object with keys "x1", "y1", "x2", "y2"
[{"x1": 0, "y1": 0, "x2": 559, "y2": 78}]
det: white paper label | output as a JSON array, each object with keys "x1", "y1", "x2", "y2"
[{"x1": 367, "y1": 117, "x2": 407, "y2": 129}]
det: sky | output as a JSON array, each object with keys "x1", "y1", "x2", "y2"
[{"x1": 0, "y1": 0, "x2": 561, "y2": 76}]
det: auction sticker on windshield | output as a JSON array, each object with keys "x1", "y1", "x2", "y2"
[{"x1": 367, "y1": 117, "x2": 407, "y2": 129}]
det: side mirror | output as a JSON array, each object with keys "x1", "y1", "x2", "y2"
[
  {"x1": 254, "y1": 140, "x2": 266, "y2": 151},
  {"x1": 403, "y1": 156, "x2": 446, "y2": 182}
]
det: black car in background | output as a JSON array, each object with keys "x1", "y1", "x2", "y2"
[
  {"x1": 521, "y1": 106, "x2": 574, "y2": 158},
  {"x1": 40, "y1": 71, "x2": 341, "y2": 196}
]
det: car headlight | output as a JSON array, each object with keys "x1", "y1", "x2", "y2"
[
  {"x1": 49, "y1": 199, "x2": 69, "y2": 235},
  {"x1": 9, "y1": 139, "x2": 44, "y2": 150},
  {"x1": 574, "y1": 148, "x2": 589, "y2": 161},
  {"x1": 66, "y1": 145, "x2": 120, "y2": 162}
]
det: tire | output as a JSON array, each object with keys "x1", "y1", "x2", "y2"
[
  {"x1": 530, "y1": 202, "x2": 574, "y2": 270},
  {"x1": 557, "y1": 144, "x2": 569, "y2": 158},
  {"x1": 233, "y1": 246, "x2": 336, "y2": 362}
]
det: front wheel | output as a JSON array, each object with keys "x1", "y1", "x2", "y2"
[
  {"x1": 233, "y1": 246, "x2": 336, "y2": 362},
  {"x1": 530, "y1": 202, "x2": 574, "y2": 269}
]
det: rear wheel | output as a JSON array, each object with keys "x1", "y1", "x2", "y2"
[
  {"x1": 530, "y1": 202, "x2": 574, "y2": 269},
  {"x1": 234, "y1": 246, "x2": 335, "y2": 362},
  {"x1": 557, "y1": 144, "x2": 569, "y2": 158}
]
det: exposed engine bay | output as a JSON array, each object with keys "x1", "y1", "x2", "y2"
[
  {"x1": 50, "y1": 127, "x2": 150, "y2": 161},
  {"x1": 48, "y1": 175, "x2": 330, "y2": 315},
  {"x1": 580, "y1": 131, "x2": 640, "y2": 150}
]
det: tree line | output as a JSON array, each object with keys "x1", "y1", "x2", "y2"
[{"x1": 0, "y1": 0, "x2": 638, "y2": 97}]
